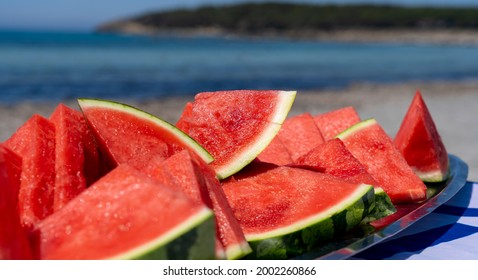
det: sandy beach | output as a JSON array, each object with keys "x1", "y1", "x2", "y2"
[{"x1": 1, "y1": 80, "x2": 477, "y2": 181}]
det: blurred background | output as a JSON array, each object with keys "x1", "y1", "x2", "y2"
[{"x1": 1, "y1": 0, "x2": 478, "y2": 179}]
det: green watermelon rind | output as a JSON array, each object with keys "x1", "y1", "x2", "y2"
[
  {"x1": 336, "y1": 117, "x2": 377, "y2": 141},
  {"x1": 224, "y1": 240, "x2": 253, "y2": 260},
  {"x1": 111, "y1": 207, "x2": 217, "y2": 260},
  {"x1": 214, "y1": 90, "x2": 297, "y2": 180},
  {"x1": 361, "y1": 187, "x2": 396, "y2": 224},
  {"x1": 245, "y1": 184, "x2": 374, "y2": 259},
  {"x1": 413, "y1": 162, "x2": 450, "y2": 183},
  {"x1": 77, "y1": 98, "x2": 214, "y2": 164}
]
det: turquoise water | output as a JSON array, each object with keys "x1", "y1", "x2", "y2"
[{"x1": 1, "y1": 30, "x2": 478, "y2": 103}]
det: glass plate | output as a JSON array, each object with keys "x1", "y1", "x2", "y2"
[{"x1": 293, "y1": 154, "x2": 469, "y2": 260}]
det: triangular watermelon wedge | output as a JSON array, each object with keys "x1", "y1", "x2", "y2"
[
  {"x1": 141, "y1": 150, "x2": 252, "y2": 260},
  {"x1": 337, "y1": 118, "x2": 427, "y2": 204},
  {"x1": 49, "y1": 104, "x2": 89, "y2": 211},
  {"x1": 176, "y1": 90, "x2": 296, "y2": 179},
  {"x1": 313, "y1": 106, "x2": 361, "y2": 140},
  {"x1": 0, "y1": 145, "x2": 32, "y2": 260},
  {"x1": 222, "y1": 165, "x2": 374, "y2": 259},
  {"x1": 394, "y1": 91, "x2": 449, "y2": 182},
  {"x1": 32, "y1": 164, "x2": 216, "y2": 260},
  {"x1": 291, "y1": 138, "x2": 396, "y2": 222},
  {"x1": 3, "y1": 114, "x2": 56, "y2": 230},
  {"x1": 77, "y1": 98, "x2": 213, "y2": 170}
]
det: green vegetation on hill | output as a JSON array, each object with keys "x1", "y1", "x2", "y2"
[{"x1": 97, "y1": 2, "x2": 478, "y2": 34}]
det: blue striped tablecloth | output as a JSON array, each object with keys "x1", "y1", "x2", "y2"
[{"x1": 353, "y1": 181, "x2": 478, "y2": 260}]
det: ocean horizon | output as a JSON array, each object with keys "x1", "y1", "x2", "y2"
[{"x1": 1, "y1": 29, "x2": 478, "y2": 104}]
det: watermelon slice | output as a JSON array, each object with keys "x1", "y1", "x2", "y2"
[
  {"x1": 3, "y1": 114, "x2": 56, "y2": 230},
  {"x1": 394, "y1": 91, "x2": 449, "y2": 182},
  {"x1": 176, "y1": 90, "x2": 296, "y2": 179},
  {"x1": 141, "y1": 150, "x2": 252, "y2": 260},
  {"x1": 50, "y1": 103, "x2": 103, "y2": 186},
  {"x1": 49, "y1": 104, "x2": 89, "y2": 211},
  {"x1": 77, "y1": 98, "x2": 213, "y2": 170},
  {"x1": 274, "y1": 112, "x2": 325, "y2": 162},
  {"x1": 0, "y1": 145, "x2": 32, "y2": 260},
  {"x1": 314, "y1": 106, "x2": 361, "y2": 140},
  {"x1": 293, "y1": 138, "x2": 378, "y2": 186},
  {"x1": 32, "y1": 164, "x2": 216, "y2": 260},
  {"x1": 337, "y1": 118, "x2": 427, "y2": 204},
  {"x1": 292, "y1": 138, "x2": 395, "y2": 222},
  {"x1": 222, "y1": 165, "x2": 374, "y2": 259}
]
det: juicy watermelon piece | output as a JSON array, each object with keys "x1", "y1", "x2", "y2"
[
  {"x1": 314, "y1": 106, "x2": 361, "y2": 140},
  {"x1": 176, "y1": 90, "x2": 296, "y2": 179},
  {"x1": 77, "y1": 98, "x2": 213, "y2": 170},
  {"x1": 3, "y1": 114, "x2": 56, "y2": 230},
  {"x1": 292, "y1": 139, "x2": 395, "y2": 223},
  {"x1": 0, "y1": 145, "x2": 32, "y2": 260},
  {"x1": 49, "y1": 104, "x2": 89, "y2": 211},
  {"x1": 222, "y1": 165, "x2": 374, "y2": 259},
  {"x1": 32, "y1": 164, "x2": 215, "y2": 260},
  {"x1": 337, "y1": 118, "x2": 427, "y2": 204},
  {"x1": 256, "y1": 136, "x2": 293, "y2": 166},
  {"x1": 274, "y1": 112, "x2": 325, "y2": 162},
  {"x1": 141, "y1": 150, "x2": 251, "y2": 260},
  {"x1": 293, "y1": 138, "x2": 378, "y2": 186},
  {"x1": 394, "y1": 91, "x2": 449, "y2": 182}
]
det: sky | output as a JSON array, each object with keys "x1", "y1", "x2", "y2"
[{"x1": 1, "y1": 0, "x2": 478, "y2": 31}]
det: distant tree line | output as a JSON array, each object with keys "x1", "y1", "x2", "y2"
[{"x1": 127, "y1": 3, "x2": 478, "y2": 33}]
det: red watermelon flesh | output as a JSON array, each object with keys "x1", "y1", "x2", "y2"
[
  {"x1": 394, "y1": 91, "x2": 449, "y2": 182},
  {"x1": 141, "y1": 150, "x2": 251, "y2": 260},
  {"x1": 222, "y1": 165, "x2": 370, "y2": 237},
  {"x1": 293, "y1": 138, "x2": 378, "y2": 186},
  {"x1": 78, "y1": 99, "x2": 212, "y2": 171},
  {"x1": 176, "y1": 90, "x2": 296, "y2": 179},
  {"x1": 3, "y1": 114, "x2": 56, "y2": 230},
  {"x1": 256, "y1": 136, "x2": 293, "y2": 166},
  {"x1": 276, "y1": 112, "x2": 325, "y2": 162},
  {"x1": 0, "y1": 145, "x2": 32, "y2": 260},
  {"x1": 33, "y1": 164, "x2": 212, "y2": 260},
  {"x1": 49, "y1": 104, "x2": 88, "y2": 211},
  {"x1": 338, "y1": 118, "x2": 427, "y2": 204},
  {"x1": 314, "y1": 106, "x2": 361, "y2": 140}
]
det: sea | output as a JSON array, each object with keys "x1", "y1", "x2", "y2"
[{"x1": 1, "y1": 29, "x2": 478, "y2": 104}]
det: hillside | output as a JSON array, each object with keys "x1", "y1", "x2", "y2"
[{"x1": 96, "y1": 2, "x2": 478, "y2": 43}]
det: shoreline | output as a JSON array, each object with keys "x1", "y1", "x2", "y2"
[
  {"x1": 1, "y1": 79, "x2": 477, "y2": 181},
  {"x1": 97, "y1": 26, "x2": 478, "y2": 46}
]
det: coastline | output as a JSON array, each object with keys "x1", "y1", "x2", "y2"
[
  {"x1": 1, "y1": 79, "x2": 477, "y2": 181},
  {"x1": 97, "y1": 26, "x2": 478, "y2": 46}
]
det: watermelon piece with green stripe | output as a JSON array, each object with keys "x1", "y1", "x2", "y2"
[
  {"x1": 292, "y1": 138, "x2": 396, "y2": 222},
  {"x1": 337, "y1": 118, "x2": 427, "y2": 204},
  {"x1": 3, "y1": 114, "x2": 56, "y2": 230},
  {"x1": 313, "y1": 106, "x2": 361, "y2": 140},
  {"x1": 32, "y1": 164, "x2": 216, "y2": 260},
  {"x1": 176, "y1": 90, "x2": 296, "y2": 179},
  {"x1": 141, "y1": 150, "x2": 252, "y2": 260},
  {"x1": 222, "y1": 165, "x2": 374, "y2": 259},
  {"x1": 77, "y1": 98, "x2": 213, "y2": 170},
  {"x1": 0, "y1": 145, "x2": 32, "y2": 260},
  {"x1": 293, "y1": 138, "x2": 378, "y2": 186},
  {"x1": 394, "y1": 91, "x2": 449, "y2": 182}
]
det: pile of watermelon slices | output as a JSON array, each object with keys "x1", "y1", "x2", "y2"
[{"x1": 0, "y1": 89, "x2": 449, "y2": 260}]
